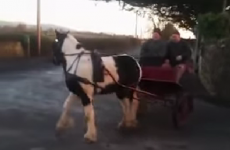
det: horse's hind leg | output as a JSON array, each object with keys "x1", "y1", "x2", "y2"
[
  {"x1": 56, "y1": 93, "x2": 76, "y2": 136},
  {"x1": 116, "y1": 88, "x2": 134, "y2": 129},
  {"x1": 129, "y1": 91, "x2": 139, "y2": 128}
]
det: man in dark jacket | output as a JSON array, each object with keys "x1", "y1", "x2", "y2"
[
  {"x1": 166, "y1": 31, "x2": 193, "y2": 81},
  {"x1": 139, "y1": 28, "x2": 167, "y2": 66},
  {"x1": 166, "y1": 31, "x2": 192, "y2": 67}
]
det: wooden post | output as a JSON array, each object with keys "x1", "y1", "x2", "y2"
[
  {"x1": 37, "y1": 0, "x2": 41, "y2": 56},
  {"x1": 194, "y1": 28, "x2": 199, "y2": 73},
  {"x1": 135, "y1": 11, "x2": 138, "y2": 38},
  {"x1": 27, "y1": 36, "x2": 30, "y2": 58}
]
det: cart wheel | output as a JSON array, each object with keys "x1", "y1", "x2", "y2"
[{"x1": 172, "y1": 93, "x2": 193, "y2": 129}]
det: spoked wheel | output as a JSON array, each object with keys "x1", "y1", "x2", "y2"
[{"x1": 172, "y1": 92, "x2": 193, "y2": 129}]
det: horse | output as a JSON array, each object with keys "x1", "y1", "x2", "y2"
[{"x1": 52, "y1": 30, "x2": 142, "y2": 143}]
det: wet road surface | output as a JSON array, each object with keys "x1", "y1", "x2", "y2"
[{"x1": 0, "y1": 65, "x2": 230, "y2": 150}]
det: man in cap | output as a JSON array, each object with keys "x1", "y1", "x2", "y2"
[{"x1": 166, "y1": 30, "x2": 193, "y2": 81}]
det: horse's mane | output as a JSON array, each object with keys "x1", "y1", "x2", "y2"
[{"x1": 67, "y1": 34, "x2": 79, "y2": 43}]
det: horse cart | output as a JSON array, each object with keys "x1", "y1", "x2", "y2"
[{"x1": 135, "y1": 63, "x2": 194, "y2": 129}]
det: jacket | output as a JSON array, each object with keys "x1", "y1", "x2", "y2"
[
  {"x1": 140, "y1": 39, "x2": 167, "y2": 58},
  {"x1": 166, "y1": 40, "x2": 192, "y2": 66},
  {"x1": 139, "y1": 39, "x2": 167, "y2": 66}
]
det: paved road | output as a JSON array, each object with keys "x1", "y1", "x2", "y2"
[{"x1": 1, "y1": 64, "x2": 230, "y2": 150}]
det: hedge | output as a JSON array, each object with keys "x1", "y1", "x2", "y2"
[
  {"x1": 198, "y1": 12, "x2": 230, "y2": 39},
  {"x1": 0, "y1": 32, "x2": 141, "y2": 57},
  {"x1": 0, "y1": 32, "x2": 53, "y2": 57}
]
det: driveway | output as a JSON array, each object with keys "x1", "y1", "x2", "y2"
[{"x1": 0, "y1": 64, "x2": 230, "y2": 150}]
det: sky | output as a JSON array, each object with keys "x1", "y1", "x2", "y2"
[{"x1": 0, "y1": 0, "x2": 194, "y2": 38}]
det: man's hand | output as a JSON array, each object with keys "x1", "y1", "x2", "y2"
[
  {"x1": 176, "y1": 55, "x2": 182, "y2": 61},
  {"x1": 176, "y1": 64, "x2": 185, "y2": 69},
  {"x1": 162, "y1": 59, "x2": 170, "y2": 68}
]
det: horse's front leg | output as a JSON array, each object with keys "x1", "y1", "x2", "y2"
[
  {"x1": 80, "y1": 85, "x2": 97, "y2": 142},
  {"x1": 56, "y1": 93, "x2": 77, "y2": 136},
  {"x1": 83, "y1": 102, "x2": 97, "y2": 142}
]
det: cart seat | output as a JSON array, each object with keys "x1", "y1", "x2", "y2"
[{"x1": 141, "y1": 66, "x2": 177, "y2": 83}]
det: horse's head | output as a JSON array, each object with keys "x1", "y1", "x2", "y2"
[
  {"x1": 52, "y1": 29, "x2": 83, "y2": 66},
  {"x1": 52, "y1": 30, "x2": 68, "y2": 65}
]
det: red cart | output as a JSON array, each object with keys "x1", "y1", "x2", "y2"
[{"x1": 137, "y1": 64, "x2": 194, "y2": 129}]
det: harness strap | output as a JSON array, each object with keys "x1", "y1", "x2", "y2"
[
  {"x1": 66, "y1": 51, "x2": 84, "y2": 73},
  {"x1": 64, "y1": 51, "x2": 156, "y2": 99},
  {"x1": 64, "y1": 51, "x2": 104, "y2": 91}
]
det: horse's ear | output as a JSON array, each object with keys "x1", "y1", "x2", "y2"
[{"x1": 54, "y1": 29, "x2": 59, "y2": 35}]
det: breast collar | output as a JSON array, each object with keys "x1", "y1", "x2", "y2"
[{"x1": 64, "y1": 51, "x2": 90, "y2": 73}]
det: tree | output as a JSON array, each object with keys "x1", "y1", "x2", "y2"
[
  {"x1": 161, "y1": 23, "x2": 178, "y2": 40},
  {"x1": 145, "y1": 15, "x2": 167, "y2": 35},
  {"x1": 94, "y1": 0, "x2": 227, "y2": 29},
  {"x1": 16, "y1": 23, "x2": 27, "y2": 31},
  {"x1": 0, "y1": 25, "x2": 13, "y2": 33}
]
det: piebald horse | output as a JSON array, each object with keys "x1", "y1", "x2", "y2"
[{"x1": 52, "y1": 30, "x2": 142, "y2": 142}]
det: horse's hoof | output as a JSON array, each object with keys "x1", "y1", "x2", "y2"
[
  {"x1": 65, "y1": 117, "x2": 75, "y2": 128},
  {"x1": 55, "y1": 128, "x2": 65, "y2": 138},
  {"x1": 117, "y1": 121, "x2": 126, "y2": 130},
  {"x1": 56, "y1": 117, "x2": 74, "y2": 131},
  {"x1": 84, "y1": 133, "x2": 97, "y2": 143},
  {"x1": 118, "y1": 120, "x2": 139, "y2": 131},
  {"x1": 130, "y1": 120, "x2": 139, "y2": 129}
]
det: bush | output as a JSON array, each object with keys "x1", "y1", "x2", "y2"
[{"x1": 198, "y1": 12, "x2": 230, "y2": 39}]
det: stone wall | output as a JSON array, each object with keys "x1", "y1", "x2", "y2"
[
  {"x1": 199, "y1": 38, "x2": 230, "y2": 99},
  {"x1": 0, "y1": 41, "x2": 25, "y2": 58}
]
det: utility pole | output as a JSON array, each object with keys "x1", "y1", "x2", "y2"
[
  {"x1": 194, "y1": 26, "x2": 199, "y2": 72},
  {"x1": 37, "y1": 0, "x2": 41, "y2": 56},
  {"x1": 135, "y1": 11, "x2": 138, "y2": 38},
  {"x1": 140, "y1": 27, "x2": 142, "y2": 39}
]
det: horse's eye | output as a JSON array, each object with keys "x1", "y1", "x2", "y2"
[{"x1": 76, "y1": 44, "x2": 82, "y2": 49}]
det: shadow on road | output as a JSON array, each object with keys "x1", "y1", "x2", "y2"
[
  {"x1": 0, "y1": 50, "x2": 229, "y2": 150},
  {"x1": 0, "y1": 57, "x2": 54, "y2": 73}
]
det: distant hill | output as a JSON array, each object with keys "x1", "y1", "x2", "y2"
[
  {"x1": 0, "y1": 21, "x2": 20, "y2": 27},
  {"x1": 0, "y1": 20, "x2": 74, "y2": 31},
  {"x1": 0, "y1": 20, "x2": 136, "y2": 38}
]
